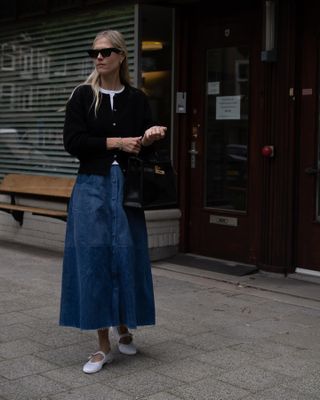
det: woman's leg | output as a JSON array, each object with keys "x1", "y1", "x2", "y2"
[
  {"x1": 82, "y1": 328, "x2": 113, "y2": 373},
  {"x1": 90, "y1": 328, "x2": 111, "y2": 362},
  {"x1": 117, "y1": 325, "x2": 133, "y2": 344}
]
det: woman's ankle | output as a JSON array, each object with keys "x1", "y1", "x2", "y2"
[{"x1": 118, "y1": 325, "x2": 129, "y2": 334}]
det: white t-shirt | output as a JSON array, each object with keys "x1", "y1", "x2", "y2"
[
  {"x1": 99, "y1": 86, "x2": 125, "y2": 109},
  {"x1": 99, "y1": 86, "x2": 125, "y2": 165}
]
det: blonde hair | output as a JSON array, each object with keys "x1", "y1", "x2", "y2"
[{"x1": 75, "y1": 30, "x2": 131, "y2": 116}]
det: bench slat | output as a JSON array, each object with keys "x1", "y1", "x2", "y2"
[
  {"x1": 0, "y1": 174, "x2": 75, "y2": 198},
  {"x1": 0, "y1": 202, "x2": 67, "y2": 217}
]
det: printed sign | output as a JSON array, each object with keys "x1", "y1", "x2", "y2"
[{"x1": 216, "y1": 95, "x2": 241, "y2": 120}]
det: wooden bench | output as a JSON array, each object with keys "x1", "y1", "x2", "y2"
[{"x1": 0, "y1": 174, "x2": 75, "y2": 225}]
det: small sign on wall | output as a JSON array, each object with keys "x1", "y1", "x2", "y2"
[
  {"x1": 302, "y1": 88, "x2": 313, "y2": 96},
  {"x1": 210, "y1": 215, "x2": 238, "y2": 227},
  {"x1": 176, "y1": 92, "x2": 187, "y2": 113}
]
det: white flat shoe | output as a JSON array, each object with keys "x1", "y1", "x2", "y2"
[
  {"x1": 111, "y1": 327, "x2": 137, "y2": 355},
  {"x1": 83, "y1": 350, "x2": 113, "y2": 374}
]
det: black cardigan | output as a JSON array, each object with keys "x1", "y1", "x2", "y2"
[{"x1": 63, "y1": 84, "x2": 154, "y2": 175}]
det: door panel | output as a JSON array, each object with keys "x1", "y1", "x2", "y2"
[
  {"x1": 187, "y1": 10, "x2": 260, "y2": 263},
  {"x1": 297, "y1": 5, "x2": 320, "y2": 271}
]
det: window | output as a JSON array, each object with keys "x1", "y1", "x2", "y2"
[
  {"x1": 139, "y1": 5, "x2": 174, "y2": 156},
  {"x1": 0, "y1": 6, "x2": 135, "y2": 179},
  {"x1": 0, "y1": 4, "x2": 175, "y2": 180}
]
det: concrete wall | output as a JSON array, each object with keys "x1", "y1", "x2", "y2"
[{"x1": 0, "y1": 195, "x2": 181, "y2": 260}]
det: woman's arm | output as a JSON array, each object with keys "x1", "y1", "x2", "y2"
[{"x1": 63, "y1": 87, "x2": 110, "y2": 158}]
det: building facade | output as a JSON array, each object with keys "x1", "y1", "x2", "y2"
[{"x1": 0, "y1": 0, "x2": 319, "y2": 275}]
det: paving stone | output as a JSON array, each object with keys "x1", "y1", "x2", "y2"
[
  {"x1": 142, "y1": 393, "x2": 183, "y2": 400},
  {"x1": 22, "y1": 319, "x2": 63, "y2": 334},
  {"x1": 269, "y1": 310, "x2": 319, "y2": 328},
  {"x1": 42, "y1": 364, "x2": 117, "y2": 389},
  {"x1": 0, "y1": 355, "x2": 58, "y2": 380},
  {"x1": 201, "y1": 309, "x2": 263, "y2": 329},
  {"x1": 229, "y1": 338, "x2": 299, "y2": 359},
  {"x1": 0, "y1": 375, "x2": 8, "y2": 385},
  {"x1": 241, "y1": 386, "x2": 320, "y2": 400},
  {"x1": 131, "y1": 325, "x2": 184, "y2": 347},
  {"x1": 0, "y1": 338, "x2": 50, "y2": 359},
  {"x1": 268, "y1": 330, "x2": 320, "y2": 350},
  {"x1": 142, "y1": 340, "x2": 201, "y2": 363},
  {"x1": 212, "y1": 323, "x2": 277, "y2": 341},
  {"x1": 107, "y1": 369, "x2": 182, "y2": 398},
  {"x1": 0, "y1": 300, "x2": 30, "y2": 314},
  {"x1": 295, "y1": 348, "x2": 320, "y2": 364},
  {"x1": 195, "y1": 347, "x2": 261, "y2": 370},
  {"x1": 156, "y1": 291, "x2": 229, "y2": 319},
  {"x1": 150, "y1": 357, "x2": 224, "y2": 383},
  {"x1": 155, "y1": 309, "x2": 213, "y2": 336},
  {"x1": 217, "y1": 364, "x2": 295, "y2": 392},
  {"x1": 105, "y1": 351, "x2": 162, "y2": 376},
  {"x1": 0, "y1": 323, "x2": 35, "y2": 343},
  {"x1": 35, "y1": 341, "x2": 99, "y2": 367},
  {"x1": 255, "y1": 354, "x2": 319, "y2": 378},
  {"x1": 30, "y1": 329, "x2": 95, "y2": 349},
  {"x1": 0, "y1": 374, "x2": 69, "y2": 400},
  {"x1": 42, "y1": 352, "x2": 161, "y2": 387},
  {"x1": 0, "y1": 312, "x2": 38, "y2": 327},
  {"x1": 22, "y1": 306, "x2": 59, "y2": 320},
  {"x1": 248, "y1": 316, "x2": 308, "y2": 335},
  {"x1": 227, "y1": 293, "x2": 270, "y2": 305},
  {"x1": 46, "y1": 383, "x2": 133, "y2": 400},
  {"x1": 153, "y1": 275, "x2": 203, "y2": 296},
  {"x1": 178, "y1": 330, "x2": 248, "y2": 352},
  {"x1": 260, "y1": 301, "x2": 310, "y2": 316},
  {"x1": 169, "y1": 376, "x2": 251, "y2": 400},
  {"x1": 285, "y1": 373, "x2": 320, "y2": 398}
]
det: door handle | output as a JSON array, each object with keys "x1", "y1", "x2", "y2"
[
  {"x1": 189, "y1": 141, "x2": 198, "y2": 169},
  {"x1": 305, "y1": 167, "x2": 320, "y2": 175}
]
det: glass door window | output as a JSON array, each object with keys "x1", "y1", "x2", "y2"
[{"x1": 205, "y1": 47, "x2": 250, "y2": 211}]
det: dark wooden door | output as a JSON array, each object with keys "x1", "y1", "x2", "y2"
[
  {"x1": 296, "y1": 3, "x2": 320, "y2": 271},
  {"x1": 187, "y1": 8, "x2": 261, "y2": 264}
]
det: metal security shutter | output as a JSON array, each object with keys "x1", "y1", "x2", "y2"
[{"x1": 0, "y1": 6, "x2": 136, "y2": 179}]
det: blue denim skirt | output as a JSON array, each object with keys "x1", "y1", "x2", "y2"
[{"x1": 59, "y1": 165, "x2": 155, "y2": 330}]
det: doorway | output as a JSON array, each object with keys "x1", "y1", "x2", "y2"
[{"x1": 185, "y1": 6, "x2": 261, "y2": 264}]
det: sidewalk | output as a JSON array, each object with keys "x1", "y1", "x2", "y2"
[{"x1": 0, "y1": 241, "x2": 320, "y2": 399}]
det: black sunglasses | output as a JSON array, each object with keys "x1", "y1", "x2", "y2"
[{"x1": 87, "y1": 48, "x2": 121, "y2": 58}]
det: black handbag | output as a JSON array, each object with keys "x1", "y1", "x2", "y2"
[{"x1": 123, "y1": 152, "x2": 177, "y2": 209}]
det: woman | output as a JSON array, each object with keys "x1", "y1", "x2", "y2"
[{"x1": 59, "y1": 30, "x2": 166, "y2": 374}]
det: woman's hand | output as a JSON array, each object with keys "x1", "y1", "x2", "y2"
[
  {"x1": 141, "y1": 126, "x2": 167, "y2": 146},
  {"x1": 121, "y1": 137, "x2": 142, "y2": 154},
  {"x1": 106, "y1": 137, "x2": 141, "y2": 154}
]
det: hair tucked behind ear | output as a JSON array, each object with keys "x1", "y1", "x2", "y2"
[{"x1": 84, "y1": 30, "x2": 131, "y2": 116}]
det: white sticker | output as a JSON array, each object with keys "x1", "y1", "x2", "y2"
[{"x1": 208, "y1": 81, "x2": 220, "y2": 95}]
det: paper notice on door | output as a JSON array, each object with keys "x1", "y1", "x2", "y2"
[
  {"x1": 216, "y1": 95, "x2": 241, "y2": 120},
  {"x1": 208, "y1": 81, "x2": 220, "y2": 95}
]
